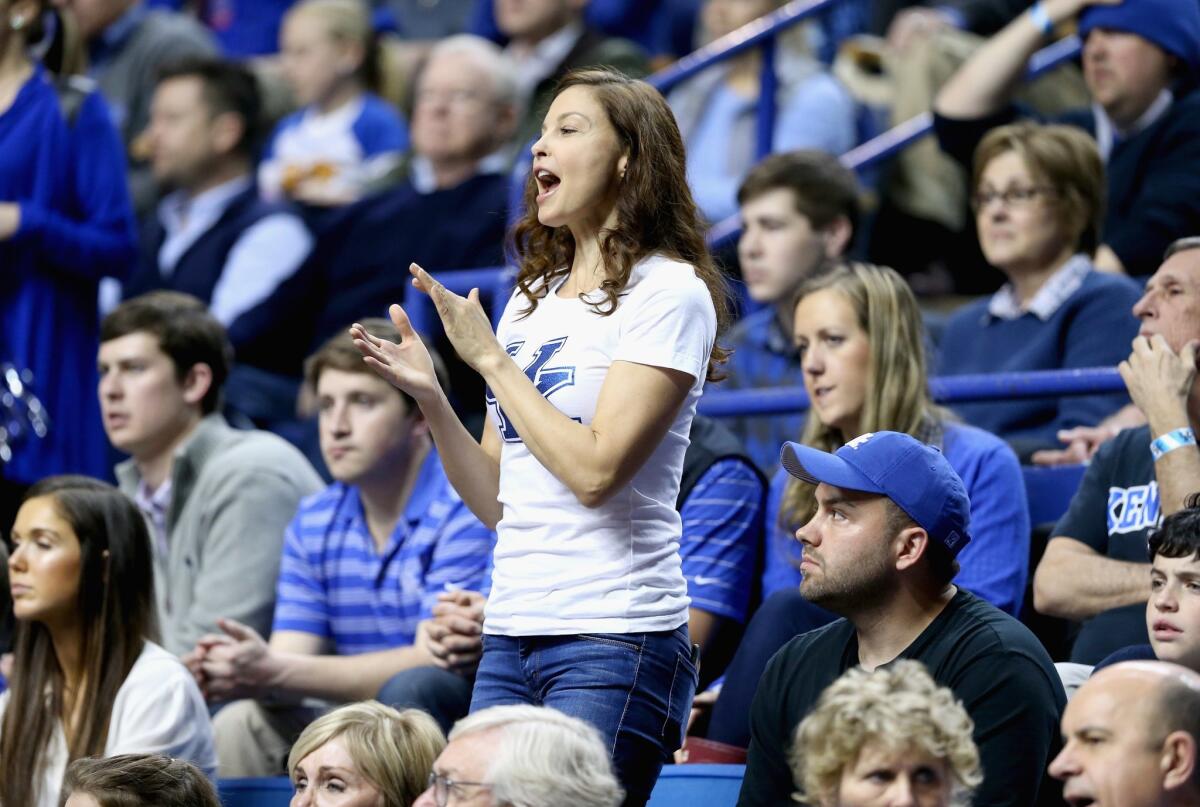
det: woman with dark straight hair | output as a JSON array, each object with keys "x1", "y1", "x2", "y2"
[
  {"x1": 0, "y1": 476, "x2": 214, "y2": 807},
  {"x1": 353, "y1": 68, "x2": 730, "y2": 806}
]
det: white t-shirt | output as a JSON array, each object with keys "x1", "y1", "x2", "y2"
[
  {"x1": 484, "y1": 254, "x2": 717, "y2": 635},
  {"x1": 0, "y1": 641, "x2": 217, "y2": 807}
]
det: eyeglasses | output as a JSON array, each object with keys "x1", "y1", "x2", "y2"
[
  {"x1": 970, "y1": 185, "x2": 1056, "y2": 211},
  {"x1": 426, "y1": 771, "x2": 492, "y2": 806},
  {"x1": 413, "y1": 87, "x2": 490, "y2": 107}
]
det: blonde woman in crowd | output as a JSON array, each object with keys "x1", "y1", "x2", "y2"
[
  {"x1": 288, "y1": 701, "x2": 445, "y2": 807},
  {"x1": 791, "y1": 661, "x2": 982, "y2": 807}
]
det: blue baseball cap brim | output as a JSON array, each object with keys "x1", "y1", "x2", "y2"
[{"x1": 780, "y1": 441, "x2": 882, "y2": 493}]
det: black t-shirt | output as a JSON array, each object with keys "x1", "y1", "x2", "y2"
[
  {"x1": 737, "y1": 589, "x2": 1066, "y2": 807},
  {"x1": 1052, "y1": 425, "x2": 1155, "y2": 663}
]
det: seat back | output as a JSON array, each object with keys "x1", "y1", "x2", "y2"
[
  {"x1": 647, "y1": 764, "x2": 746, "y2": 807},
  {"x1": 218, "y1": 777, "x2": 292, "y2": 807},
  {"x1": 1022, "y1": 464, "x2": 1087, "y2": 527}
]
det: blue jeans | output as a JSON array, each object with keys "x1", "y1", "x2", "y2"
[
  {"x1": 471, "y1": 625, "x2": 698, "y2": 807},
  {"x1": 377, "y1": 665, "x2": 475, "y2": 735}
]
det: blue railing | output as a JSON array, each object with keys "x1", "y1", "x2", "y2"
[
  {"x1": 696, "y1": 368, "x2": 1126, "y2": 418},
  {"x1": 402, "y1": 269, "x2": 1127, "y2": 411},
  {"x1": 704, "y1": 33, "x2": 1083, "y2": 248},
  {"x1": 648, "y1": 0, "x2": 849, "y2": 160}
]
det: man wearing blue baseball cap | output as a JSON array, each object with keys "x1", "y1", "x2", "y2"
[
  {"x1": 737, "y1": 432, "x2": 1066, "y2": 807},
  {"x1": 934, "y1": 0, "x2": 1200, "y2": 278}
]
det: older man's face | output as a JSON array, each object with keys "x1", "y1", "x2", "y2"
[
  {"x1": 1133, "y1": 249, "x2": 1200, "y2": 354},
  {"x1": 410, "y1": 51, "x2": 506, "y2": 170},
  {"x1": 413, "y1": 731, "x2": 496, "y2": 807},
  {"x1": 1049, "y1": 671, "x2": 1172, "y2": 807}
]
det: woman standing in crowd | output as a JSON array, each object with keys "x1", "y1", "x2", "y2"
[
  {"x1": 353, "y1": 68, "x2": 729, "y2": 806},
  {"x1": 289, "y1": 702, "x2": 445, "y2": 807},
  {"x1": 0, "y1": 0, "x2": 136, "y2": 519},
  {"x1": 792, "y1": 661, "x2": 982, "y2": 807},
  {"x1": 705, "y1": 262, "x2": 1028, "y2": 748},
  {"x1": 0, "y1": 477, "x2": 215, "y2": 807},
  {"x1": 259, "y1": 0, "x2": 408, "y2": 207},
  {"x1": 938, "y1": 122, "x2": 1142, "y2": 458}
]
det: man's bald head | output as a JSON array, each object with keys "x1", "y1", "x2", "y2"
[{"x1": 1050, "y1": 662, "x2": 1200, "y2": 807}]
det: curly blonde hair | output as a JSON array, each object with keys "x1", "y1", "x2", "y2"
[{"x1": 791, "y1": 661, "x2": 982, "y2": 806}]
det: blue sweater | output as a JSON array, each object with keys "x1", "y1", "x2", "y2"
[
  {"x1": 0, "y1": 67, "x2": 136, "y2": 483},
  {"x1": 762, "y1": 421, "x2": 1030, "y2": 615},
  {"x1": 937, "y1": 269, "x2": 1141, "y2": 453}
]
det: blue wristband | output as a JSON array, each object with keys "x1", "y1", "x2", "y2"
[
  {"x1": 1150, "y1": 427, "x2": 1197, "y2": 461},
  {"x1": 1028, "y1": 1, "x2": 1054, "y2": 36}
]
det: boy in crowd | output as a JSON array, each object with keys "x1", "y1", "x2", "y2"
[
  {"x1": 99, "y1": 292, "x2": 322, "y2": 656},
  {"x1": 187, "y1": 320, "x2": 494, "y2": 777},
  {"x1": 725, "y1": 151, "x2": 859, "y2": 473}
]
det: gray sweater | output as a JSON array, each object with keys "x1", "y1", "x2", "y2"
[{"x1": 116, "y1": 414, "x2": 323, "y2": 656}]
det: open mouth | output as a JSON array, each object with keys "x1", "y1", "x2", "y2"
[{"x1": 535, "y1": 169, "x2": 561, "y2": 201}]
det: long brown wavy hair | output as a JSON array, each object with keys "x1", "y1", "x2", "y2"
[
  {"x1": 779, "y1": 263, "x2": 951, "y2": 532},
  {"x1": 508, "y1": 68, "x2": 731, "y2": 380},
  {"x1": 0, "y1": 476, "x2": 158, "y2": 807}
]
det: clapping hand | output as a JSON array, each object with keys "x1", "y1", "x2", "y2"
[
  {"x1": 351, "y1": 302, "x2": 443, "y2": 405},
  {"x1": 408, "y1": 263, "x2": 503, "y2": 374}
]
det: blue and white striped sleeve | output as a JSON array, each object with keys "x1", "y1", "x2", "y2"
[
  {"x1": 418, "y1": 496, "x2": 495, "y2": 620},
  {"x1": 679, "y1": 458, "x2": 765, "y2": 623},
  {"x1": 271, "y1": 513, "x2": 331, "y2": 640}
]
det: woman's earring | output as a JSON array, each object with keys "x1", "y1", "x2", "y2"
[{"x1": 10, "y1": 14, "x2": 25, "y2": 30}]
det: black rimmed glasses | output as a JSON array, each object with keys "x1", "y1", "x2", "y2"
[
  {"x1": 427, "y1": 771, "x2": 493, "y2": 806},
  {"x1": 970, "y1": 185, "x2": 1057, "y2": 211}
]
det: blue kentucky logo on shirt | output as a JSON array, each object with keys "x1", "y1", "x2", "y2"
[
  {"x1": 486, "y1": 337, "x2": 577, "y2": 442},
  {"x1": 1107, "y1": 482, "x2": 1161, "y2": 535}
]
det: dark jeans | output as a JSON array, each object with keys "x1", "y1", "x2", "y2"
[
  {"x1": 377, "y1": 665, "x2": 475, "y2": 735},
  {"x1": 705, "y1": 589, "x2": 837, "y2": 747},
  {"x1": 471, "y1": 626, "x2": 698, "y2": 807}
]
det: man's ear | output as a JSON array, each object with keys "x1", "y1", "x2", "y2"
[
  {"x1": 210, "y1": 111, "x2": 246, "y2": 158},
  {"x1": 1161, "y1": 730, "x2": 1198, "y2": 792},
  {"x1": 893, "y1": 525, "x2": 929, "y2": 573},
  {"x1": 181, "y1": 363, "x2": 215, "y2": 408},
  {"x1": 495, "y1": 102, "x2": 521, "y2": 147},
  {"x1": 821, "y1": 215, "x2": 854, "y2": 259}
]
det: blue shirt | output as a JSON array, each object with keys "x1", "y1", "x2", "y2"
[
  {"x1": 272, "y1": 449, "x2": 494, "y2": 655},
  {"x1": 1, "y1": 65, "x2": 136, "y2": 484},
  {"x1": 679, "y1": 457, "x2": 765, "y2": 624},
  {"x1": 938, "y1": 265, "x2": 1141, "y2": 452},
  {"x1": 762, "y1": 421, "x2": 1030, "y2": 616},
  {"x1": 721, "y1": 308, "x2": 804, "y2": 475}
]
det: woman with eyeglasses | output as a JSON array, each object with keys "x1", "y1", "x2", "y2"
[
  {"x1": 288, "y1": 701, "x2": 445, "y2": 807},
  {"x1": 937, "y1": 122, "x2": 1142, "y2": 460}
]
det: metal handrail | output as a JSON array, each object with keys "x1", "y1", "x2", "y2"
[
  {"x1": 697, "y1": 367, "x2": 1125, "y2": 417},
  {"x1": 647, "y1": 0, "x2": 844, "y2": 94},
  {"x1": 705, "y1": 35, "x2": 1084, "y2": 248}
]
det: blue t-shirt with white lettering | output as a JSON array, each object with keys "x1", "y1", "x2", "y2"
[{"x1": 1053, "y1": 425, "x2": 1156, "y2": 663}]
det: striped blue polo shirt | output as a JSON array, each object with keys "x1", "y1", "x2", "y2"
[
  {"x1": 272, "y1": 448, "x2": 494, "y2": 655},
  {"x1": 679, "y1": 457, "x2": 765, "y2": 623}
]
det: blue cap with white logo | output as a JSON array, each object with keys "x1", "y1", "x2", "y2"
[{"x1": 779, "y1": 431, "x2": 973, "y2": 557}]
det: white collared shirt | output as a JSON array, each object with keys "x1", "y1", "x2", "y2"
[
  {"x1": 504, "y1": 20, "x2": 584, "y2": 105},
  {"x1": 1093, "y1": 88, "x2": 1173, "y2": 160},
  {"x1": 409, "y1": 151, "x2": 510, "y2": 194},
  {"x1": 986, "y1": 253, "x2": 1093, "y2": 322}
]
